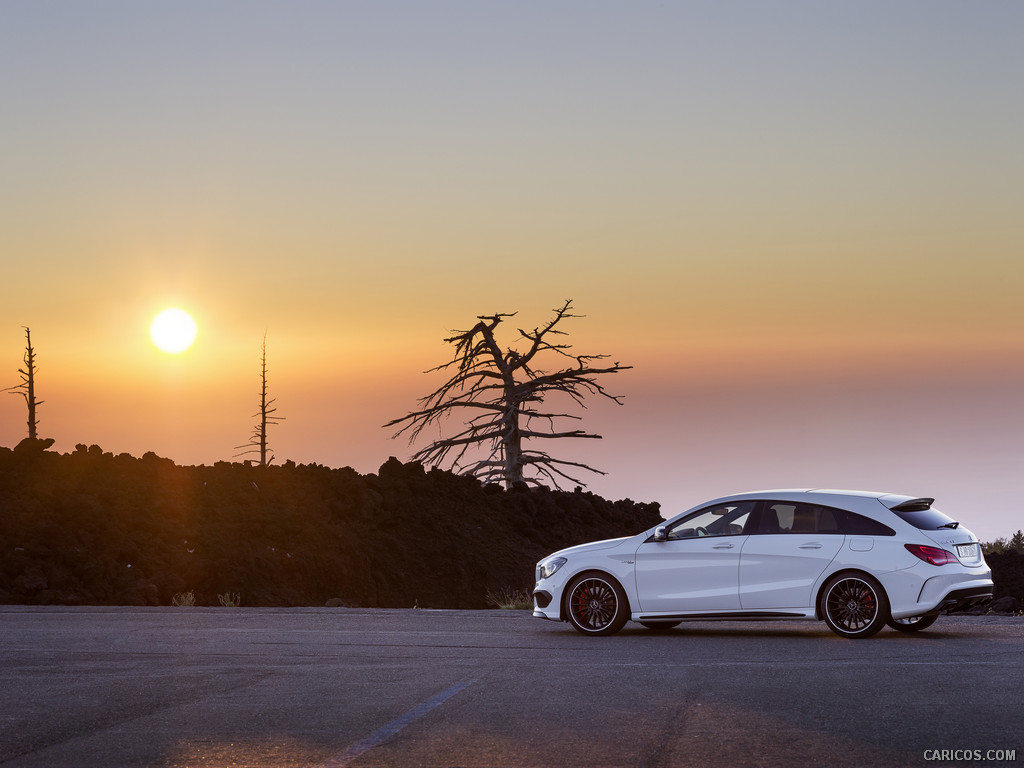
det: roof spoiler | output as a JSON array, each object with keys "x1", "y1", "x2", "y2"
[{"x1": 884, "y1": 497, "x2": 935, "y2": 512}]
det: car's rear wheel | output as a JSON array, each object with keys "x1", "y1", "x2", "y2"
[
  {"x1": 887, "y1": 614, "x2": 939, "y2": 633},
  {"x1": 565, "y1": 573, "x2": 629, "y2": 636},
  {"x1": 821, "y1": 573, "x2": 889, "y2": 639},
  {"x1": 639, "y1": 621, "x2": 682, "y2": 631}
]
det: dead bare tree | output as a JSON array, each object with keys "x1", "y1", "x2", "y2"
[
  {"x1": 234, "y1": 334, "x2": 283, "y2": 466},
  {"x1": 385, "y1": 300, "x2": 632, "y2": 489},
  {"x1": 6, "y1": 327, "x2": 43, "y2": 439}
]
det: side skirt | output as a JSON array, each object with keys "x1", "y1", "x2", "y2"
[{"x1": 634, "y1": 611, "x2": 808, "y2": 621}]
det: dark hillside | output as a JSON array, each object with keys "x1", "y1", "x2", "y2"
[
  {"x1": 3, "y1": 444, "x2": 1020, "y2": 611},
  {"x1": 0, "y1": 445, "x2": 662, "y2": 608},
  {"x1": 986, "y1": 551, "x2": 1023, "y2": 606}
]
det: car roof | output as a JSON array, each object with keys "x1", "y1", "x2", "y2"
[
  {"x1": 718, "y1": 489, "x2": 931, "y2": 506},
  {"x1": 666, "y1": 489, "x2": 936, "y2": 532},
  {"x1": 722, "y1": 489, "x2": 885, "y2": 500}
]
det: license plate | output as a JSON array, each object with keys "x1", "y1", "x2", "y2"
[{"x1": 956, "y1": 544, "x2": 976, "y2": 559}]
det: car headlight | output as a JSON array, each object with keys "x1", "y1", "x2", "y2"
[{"x1": 538, "y1": 556, "x2": 567, "y2": 580}]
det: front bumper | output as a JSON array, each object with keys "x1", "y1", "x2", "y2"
[{"x1": 533, "y1": 589, "x2": 563, "y2": 621}]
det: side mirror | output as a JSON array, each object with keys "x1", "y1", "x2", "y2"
[{"x1": 653, "y1": 526, "x2": 668, "y2": 542}]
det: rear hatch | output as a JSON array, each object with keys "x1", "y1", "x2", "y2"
[{"x1": 879, "y1": 496, "x2": 984, "y2": 565}]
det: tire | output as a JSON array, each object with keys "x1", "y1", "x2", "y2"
[
  {"x1": 887, "y1": 614, "x2": 939, "y2": 633},
  {"x1": 640, "y1": 621, "x2": 682, "y2": 631},
  {"x1": 821, "y1": 573, "x2": 889, "y2": 639},
  {"x1": 565, "y1": 573, "x2": 629, "y2": 636}
]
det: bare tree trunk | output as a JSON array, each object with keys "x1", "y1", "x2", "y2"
[
  {"x1": 24, "y1": 328, "x2": 37, "y2": 439},
  {"x1": 502, "y1": 406, "x2": 524, "y2": 487},
  {"x1": 7, "y1": 327, "x2": 42, "y2": 439},
  {"x1": 259, "y1": 347, "x2": 269, "y2": 466},
  {"x1": 235, "y1": 334, "x2": 283, "y2": 466}
]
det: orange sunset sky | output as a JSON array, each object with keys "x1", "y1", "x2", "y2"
[{"x1": 2, "y1": 3, "x2": 1022, "y2": 541}]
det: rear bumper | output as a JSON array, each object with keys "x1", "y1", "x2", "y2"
[
  {"x1": 929, "y1": 585, "x2": 993, "y2": 615},
  {"x1": 909, "y1": 564, "x2": 993, "y2": 615},
  {"x1": 888, "y1": 563, "x2": 993, "y2": 620}
]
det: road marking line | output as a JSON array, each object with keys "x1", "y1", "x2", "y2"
[{"x1": 319, "y1": 681, "x2": 473, "y2": 767}]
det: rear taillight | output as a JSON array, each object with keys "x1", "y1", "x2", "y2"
[{"x1": 905, "y1": 543, "x2": 958, "y2": 565}]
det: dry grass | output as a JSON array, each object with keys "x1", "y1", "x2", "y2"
[{"x1": 485, "y1": 586, "x2": 534, "y2": 610}]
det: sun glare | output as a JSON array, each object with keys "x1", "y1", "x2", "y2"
[{"x1": 150, "y1": 308, "x2": 198, "y2": 354}]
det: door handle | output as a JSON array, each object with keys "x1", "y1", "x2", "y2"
[
  {"x1": 799, "y1": 543, "x2": 822, "y2": 549},
  {"x1": 712, "y1": 543, "x2": 735, "y2": 549}
]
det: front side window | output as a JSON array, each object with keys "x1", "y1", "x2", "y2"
[{"x1": 666, "y1": 501, "x2": 755, "y2": 540}]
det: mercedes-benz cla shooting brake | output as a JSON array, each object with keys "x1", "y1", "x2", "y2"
[{"x1": 533, "y1": 490, "x2": 993, "y2": 638}]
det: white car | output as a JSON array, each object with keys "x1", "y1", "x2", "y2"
[{"x1": 533, "y1": 489, "x2": 993, "y2": 638}]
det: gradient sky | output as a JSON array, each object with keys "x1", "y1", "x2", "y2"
[{"x1": 2, "y1": 2, "x2": 1022, "y2": 541}]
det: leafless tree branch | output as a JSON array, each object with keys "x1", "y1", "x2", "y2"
[{"x1": 383, "y1": 300, "x2": 631, "y2": 489}]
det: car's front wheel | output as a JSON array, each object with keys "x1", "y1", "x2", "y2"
[
  {"x1": 821, "y1": 573, "x2": 889, "y2": 639},
  {"x1": 887, "y1": 614, "x2": 939, "y2": 633},
  {"x1": 565, "y1": 573, "x2": 629, "y2": 636}
]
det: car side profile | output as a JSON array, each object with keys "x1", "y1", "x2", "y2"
[{"x1": 533, "y1": 489, "x2": 993, "y2": 638}]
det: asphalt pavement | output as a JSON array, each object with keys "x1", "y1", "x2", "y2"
[{"x1": 0, "y1": 607, "x2": 1020, "y2": 768}]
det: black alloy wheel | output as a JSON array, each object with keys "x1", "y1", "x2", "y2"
[
  {"x1": 821, "y1": 573, "x2": 889, "y2": 639},
  {"x1": 565, "y1": 574, "x2": 629, "y2": 636}
]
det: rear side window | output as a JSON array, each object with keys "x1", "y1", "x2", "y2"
[
  {"x1": 891, "y1": 507, "x2": 958, "y2": 530},
  {"x1": 835, "y1": 509, "x2": 896, "y2": 536},
  {"x1": 755, "y1": 502, "x2": 895, "y2": 536},
  {"x1": 756, "y1": 502, "x2": 839, "y2": 534}
]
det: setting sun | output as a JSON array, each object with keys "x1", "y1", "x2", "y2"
[{"x1": 149, "y1": 308, "x2": 198, "y2": 354}]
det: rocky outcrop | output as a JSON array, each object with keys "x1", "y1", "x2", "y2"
[{"x1": 0, "y1": 447, "x2": 661, "y2": 608}]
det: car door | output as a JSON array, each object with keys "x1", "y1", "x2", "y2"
[
  {"x1": 739, "y1": 501, "x2": 844, "y2": 610},
  {"x1": 634, "y1": 501, "x2": 754, "y2": 613}
]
